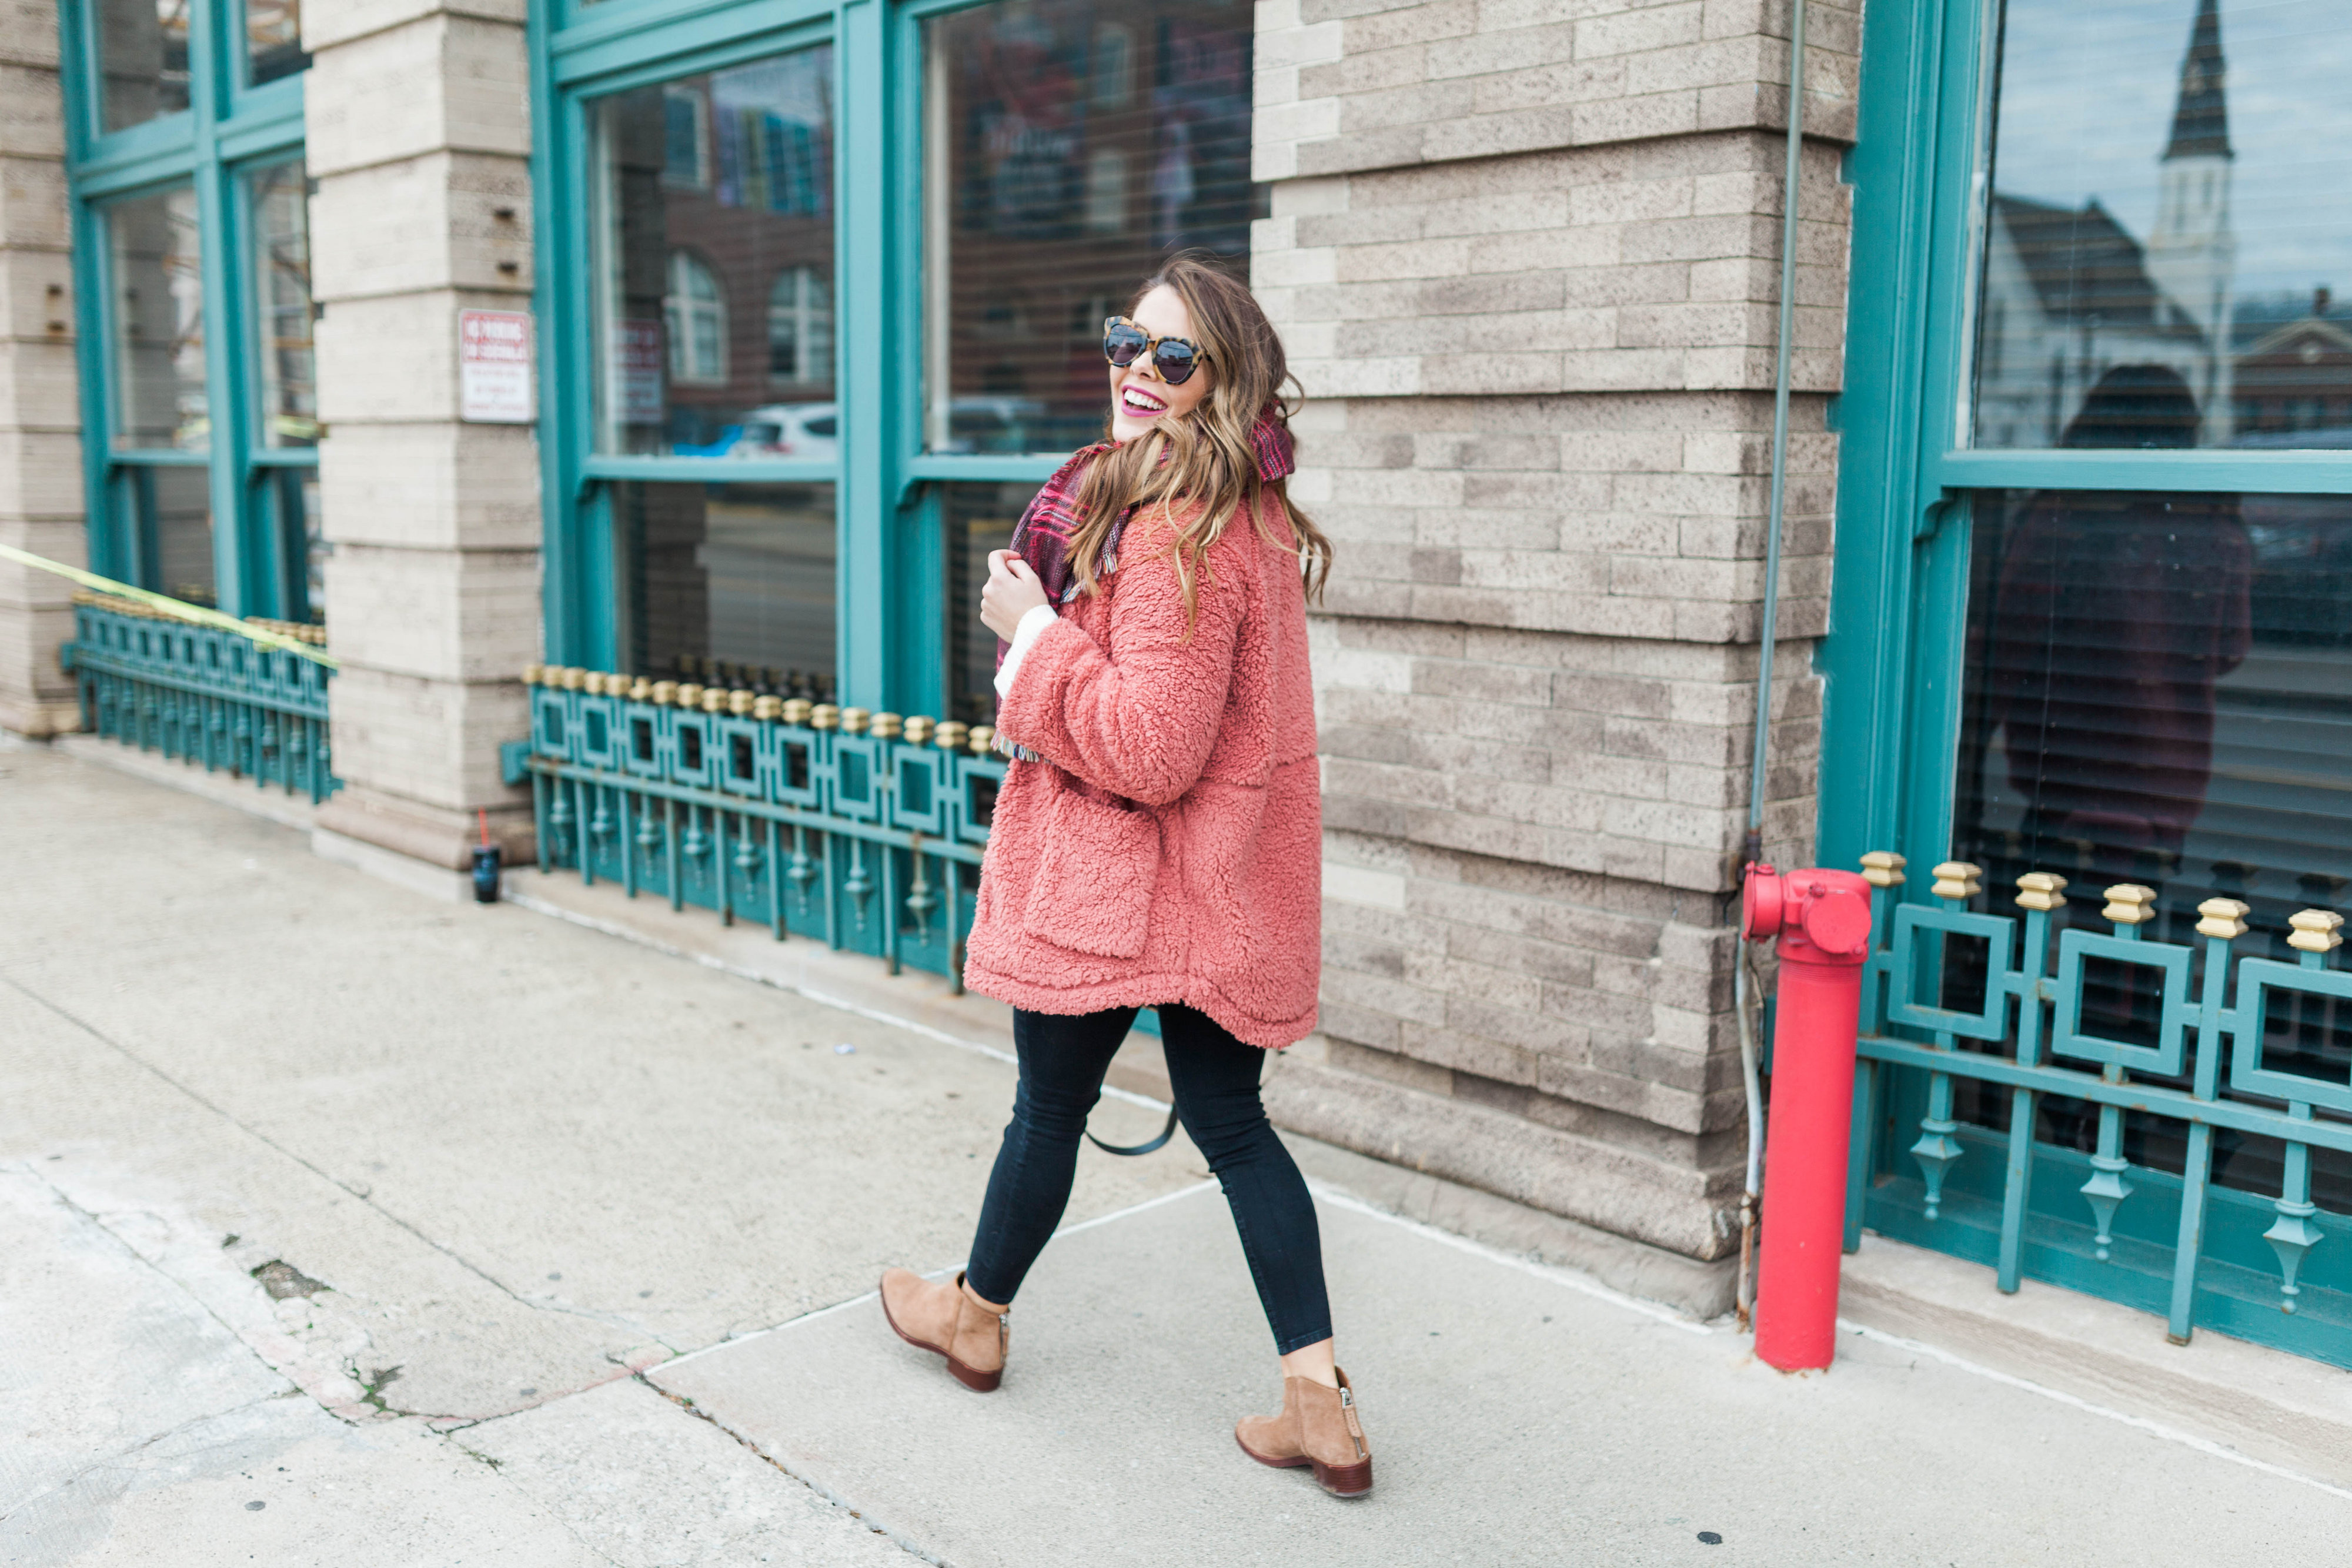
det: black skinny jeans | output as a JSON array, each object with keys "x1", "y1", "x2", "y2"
[{"x1": 963, "y1": 1004, "x2": 1334, "y2": 1355}]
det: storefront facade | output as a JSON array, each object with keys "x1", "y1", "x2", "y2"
[{"x1": 5, "y1": 0, "x2": 2348, "y2": 1354}]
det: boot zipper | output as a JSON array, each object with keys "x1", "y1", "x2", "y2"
[{"x1": 1338, "y1": 1385, "x2": 1365, "y2": 1459}]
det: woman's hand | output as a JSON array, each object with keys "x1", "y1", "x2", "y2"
[{"x1": 981, "y1": 549, "x2": 1052, "y2": 641}]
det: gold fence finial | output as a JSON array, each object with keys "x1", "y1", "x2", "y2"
[
  {"x1": 2288, "y1": 910, "x2": 2345, "y2": 954},
  {"x1": 969, "y1": 724, "x2": 996, "y2": 755},
  {"x1": 2016, "y1": 871, "x2": 2069, "y2": 912},
  {"x1": 2102, "y1": 884, "x2": 2158, "y2": 925},
  {"x1": 1930, "y1": 861, "x2": 1982, "y2": 901},
  {"x1": 1860, "y1": 850, "x2": 1907, "y2": 888},
  {"x1": 2195, "y1": 897, "x2": 2250, "y2": 941}
]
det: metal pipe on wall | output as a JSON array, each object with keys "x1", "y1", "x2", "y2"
[{"x1": 1734, "y1": 0, "x2": 1810, "y2": 1331}]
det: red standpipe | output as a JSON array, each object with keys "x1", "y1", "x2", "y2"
[{"x1": 1742, "y1": 864, "x2": 1874, "y2": 1372}]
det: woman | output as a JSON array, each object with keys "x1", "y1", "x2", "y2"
[{"x1": 876, "y1": 255, "x2": 1369, "y2": 1498}]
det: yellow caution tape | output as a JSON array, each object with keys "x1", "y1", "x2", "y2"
[{"x1": 0, "y1": 541, "x2": 338, "y2": 668}]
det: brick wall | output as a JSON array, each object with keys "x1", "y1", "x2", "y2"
[
  {"x1": 1257, "y1": 0, "x2": 1855, "y2": 1282},
  {"x1": 0, "y1": 0, "x2": 81, "y2": 738}
]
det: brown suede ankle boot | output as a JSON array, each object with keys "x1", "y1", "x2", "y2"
[
  {"x1": 1234, "y1": 1368, "x2": 1373, "y2": 1497},
  {"x1": 878, "y1": 1269, "x2": 1007, "y2": 1392}
]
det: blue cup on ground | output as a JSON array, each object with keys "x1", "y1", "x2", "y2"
[{"x1": 472, "y1": 843, "x2": 502, "y2": 903}]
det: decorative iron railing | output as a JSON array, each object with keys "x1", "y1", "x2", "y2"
[
  {"x1": 512, "y1": 666, "x2": 1007, "y2": 987},
  {"x1": 60, "y1": 593, "x2": 338, "y2": 804},
  {"x1": 1846, "y1": 852, "x2": 2352, "y2": 1365}
]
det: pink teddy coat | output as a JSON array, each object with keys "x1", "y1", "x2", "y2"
[{"x1": 963, "y1": 491, "x2": 1321, "y2": 1049}]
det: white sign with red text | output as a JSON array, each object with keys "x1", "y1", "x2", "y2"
[{"x1": 458, "y1": 309, "x2": 535, "y2": 423}]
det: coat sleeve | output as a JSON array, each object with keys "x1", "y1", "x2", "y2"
[{"x1": 993, "y1": 509, "x2": 1245, "y2": 807}]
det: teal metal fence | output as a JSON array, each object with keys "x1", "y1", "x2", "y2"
[
  {"x1": 513, "y1": 666, "x2": 1007, "y2": 987},
  {"x1": 1847, "y1": 853, "x2": 2352, "y2": 1365},
  {"x1": 61, "y1": 593, "x2": 338, "y2": 804}
]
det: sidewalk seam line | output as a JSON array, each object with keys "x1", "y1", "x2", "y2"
[{"x1": 636, "y1": 1375, "x2": 948, "y2": 1567}]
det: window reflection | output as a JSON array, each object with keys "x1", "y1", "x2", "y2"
[
  {"x1": 250, "y1": 162, "x2": 318, "y2": 447},
  {"x1": 923, "y1": 0, "x2": 1258, "y2": 455},
  {"x1": 123, "y1": 465, "x2": 215, "y2": 605},
  {"x1": 590, "y1": 50, "x2": 836, "y2": 458},
  {"x1": 1972, "y1": 0, "x2": 2352, "y2": 450},
  {"x1": 108, "y1": 185, "x2": 207, "y2": 453},
  {"x1": 1949, "y1": 481, "x2": 2352, "y2": 1189},
  {"x1": 614, "y1": 481, "x2": 837, "y2": 698},
  {"x1": 98, "y1": 0, "x2": 191, "y2": 133},
  {"x1": 941, "y1": 482, "x2": 1036, "y2": 725},
  {"x1": 248, "y1": 0, "x2": 309, "y2": 86}
]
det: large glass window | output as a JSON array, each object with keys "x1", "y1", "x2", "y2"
[
  {"x1": 613, "y1": 481, "x2": 837, "y2": 697},
  {"x1": 107, "y1": 184, "x2": 207, "y2": 453},
  {"x1": 249, "y1": 160, "x2": 316, "y2": 447},
  {"x1": 1953, "y1": 485, "x2": 2352, "y2": 925},
  {"x1": 589, "y1": 49, "x2": 836, "y2": 458},
  {"x1": 72, "y1": 1, "x2": 313, "y2": 618},
  {"x1": 921, "y1": 0, "x2": 1258, "y2": 456},
  {"x1": 1971, "y1": 0, "x2": 2352, "y2": 450},
  {"x1": 1947, "y1": 482, "x2": 2352, "y2": 1199},
  {"x1": 97, "y1": 0, "x2": 193, "y2": 133}
]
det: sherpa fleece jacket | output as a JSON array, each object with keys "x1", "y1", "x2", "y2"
[{"x1": 963, "y1": 490, "x2": 1320, "y2": 1049}]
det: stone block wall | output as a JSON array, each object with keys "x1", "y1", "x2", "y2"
[
  {"x1": 1257, "y1": 0, "x2": 1857, "y2": 1269},
  {"x1": 307, "y1": 0, "x2": 540, "y2": 867},
  {"x1": 0, "y1": 0, "x2": 81, "y2": 738}
]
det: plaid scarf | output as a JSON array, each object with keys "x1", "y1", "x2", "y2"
[
  {"x1": 1004, "y1": 412, "x2": 1295, "y2": 618},
  {"x1": 993, "y1": 412, "x2": 1296, "y2": 761}
]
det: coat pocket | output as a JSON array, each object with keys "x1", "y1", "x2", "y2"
[{"x1": 1022, "y1": 787, "x2": 1160, "y2": 958}]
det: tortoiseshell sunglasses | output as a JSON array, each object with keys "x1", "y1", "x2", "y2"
[{"x1": 1102, "y1": 317, "x2": 1207, "y2": 385}]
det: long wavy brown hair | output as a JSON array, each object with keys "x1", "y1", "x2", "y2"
[{"x1": 1064, "y1": 253, "x2": 1334, "y2": 624}]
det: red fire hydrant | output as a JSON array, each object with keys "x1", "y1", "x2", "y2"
[{"x1": 1742, "y1": 864, "x2": 1875, "y2": 1372}]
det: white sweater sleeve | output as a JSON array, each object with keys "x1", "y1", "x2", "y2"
[{"x1": 993, "y1": 603, "x2": 1060, "y2": 700}]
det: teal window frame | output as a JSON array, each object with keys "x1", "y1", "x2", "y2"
[
  {"x1": 1820, "y1": 0, "x2": 2352, "y2": 878},
  {"x1": 59, "y1": 0, "x2": 315, "y2": 621},
  {"x1": 530, "y1": 0, "x2": 1066, "y2": 716}
]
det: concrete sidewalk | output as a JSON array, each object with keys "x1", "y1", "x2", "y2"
[{"x1": 6, "y1": 737, "x2": 2351, "y2": 1565}]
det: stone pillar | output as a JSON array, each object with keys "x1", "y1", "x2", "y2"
[
  {"x1": 0, "y1": 0, "x2": 83, "y2": 739},
  {"x1": 1254, "y1": 0, "x2": 1859, "y2": 1286},
  {"x1": 305, "y1": 0, "x2": 540, "y2": 872}
]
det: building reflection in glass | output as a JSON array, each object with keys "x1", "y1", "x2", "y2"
[
  {"x1": 590, "y1": 48, "x2": 836, "y2": 459},
  {"x1": 1971, "y1": 0, "x2": 2352, "y2": 451},
  {"x1": 923, "y1": 0, "x2": 1258, "y2": 456}
]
